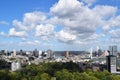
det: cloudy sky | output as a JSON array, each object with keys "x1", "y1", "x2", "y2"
[{"x1": 0, "y1": 0, "x2": 120, "y2": 51}]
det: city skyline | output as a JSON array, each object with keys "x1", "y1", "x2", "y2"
[{"x1": 0, "y1": 0, "x2": 120, "y2": 51}]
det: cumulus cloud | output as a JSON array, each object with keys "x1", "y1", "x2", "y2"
[
  {"x1": 49, "y1": 0, "x2": 118, "y2": 43},
  {"x1": 50, "y1": 0, "x2": 83, "y2": 18},
  {"x1": 13, "y1": 12, "x2": 47, "y2": 31},
  {"x1": 56, "y1": 30, "x2": 77, "y2": 43},
  {"x1": 35, "y1": 24, "x2": 55, "y2": 40},
  {"x1": 93, "y1": 5, "x2": 117, "y2": 19},
  {"x1": 13, "y1": 20, "x2": 28, "y2": 31},
  {"x1": 5, "y1": 0, "x2": 120, "y2": 49},
  {"x1": 23, "y1": 12, "x2": 46, "y2": 25},
  {"x1": 109, "y1": 29, "x2": 120, "y2": 39},
  {"x1": 49, "y1": 0, "x2": 118, "y2": 42},
  {"x1": 103, "y1": 16, "x2": 120, "y2": 31},
  {"x1": 9, "y1": 28, "x2": 28, "y2": 38}
]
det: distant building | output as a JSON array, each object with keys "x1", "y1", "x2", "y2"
[
  {"x1": 66, "y1": 51, "x2": 69, "y2": 59},
  {"x1": 90, "y1": 48, "x2": 93, "y2": 59},
  {"x1": 97, "y1": 46, "x2": 100, "y2": 52},
  {"x1": 26, "y1": 51, "x2": 33, "y2": 57},
  {"x1": 0, "y1": 50, "x2": 6, "y2": 55},
  {"x1": 38, "y1": 50, "x2": 42, "y2": 58},
  {"x1": 19, "y1": 49, "x2": 25, "y2": 55},
  {"x1": 46, "y1": 49, "x2": 53, "y2": 59},
  {"x1": 33, "y1": 49, "x2": 39, "y2": 57},
  {"x1": 5, "y1": 49, "x2": 8, "y2": 55},
  {"x1": 13, "y1": 50, "x2": 16, "y2": 57},
  {"x1": 92, "y1": 66, "x2": 100, "y2": 71},
  {"x1": 11, "y1": 62, "x2": 21, "y2": 71},
  {"x1": 109, "y1": 45, "x2": 117, "y2": 55},
  {"x1": 106, "y1": 46, "x2": 118, "y2": 73},
  {"x1": 41, "y1": 52, "x2": 48, "y2": 59},
  {"x1": 106, "y1": 55, "x2": 117, "y2": 73}
]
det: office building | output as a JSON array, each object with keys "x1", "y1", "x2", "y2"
[
  {"x1": 106, "y1": 55, "x2": 117, "y2": 73},
  {"x1": 38, "y1": 50, "x2": 42, "y2": 58},
  {"x1": 33, "y1": 49, "x2": 39, "y2": 57},
  {"x1": 109, "y1": 45, "x2": 117, "y2": 55},
  {"x1": 11, "y1": 62, "x2": 21, "y2": 71},
  {"x1": 46, "y1": 49, "x2": 53, "y2": 59}
]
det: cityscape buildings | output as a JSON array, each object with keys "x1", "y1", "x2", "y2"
[{"x1": 0, "y1": 45, "x2": 120, "y2": 74}]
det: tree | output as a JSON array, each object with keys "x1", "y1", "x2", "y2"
[
  {"x1": 9, "y1": 72, "x2": 18, "y2": 80},
  {"x1": 0, "y1": 70, "x2": 11, "y2": 80},
  {"x1": 41, "y1": 73, "x2": 50, "y2": 80},
  {"x1": 55, "y1": 69, "x2": 74, "y2": 80},
  {"x1": 73, "y1": 72, "x2": 98, "y2": 80}
]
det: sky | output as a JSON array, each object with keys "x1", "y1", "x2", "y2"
[{"x1": 0, "y1": 0, "x2": 120, "y2": 51}]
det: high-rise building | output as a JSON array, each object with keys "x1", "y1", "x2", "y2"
[
  {"x1": 106, "y1": 55, "x2": 117, "y2": 73},
  {"x1": 33, "y1": 49, "x2": 39, "y2": 57},
  {"x1": 97, "y1": 46, "x2": 100, "y2": 52},
  {"x1": 90, "y1": 48, "x2": 93, "y2": 59},
  {"x1": 66, "y1": 51, "x2": 69, "y2": 59},
  {"x1": 46, "y1": 49, "x2": 53, "y2": 59},
  {"x1": 11, "y1": 62, "x2": 21, "y2": 71},
  {"x1": 96, "y1": 46, "x2": 100, "y2": 57},
  {"x1": 38, "y1": 50, "x2": 42, "y2": 58},
  {"x1": 5, "y1": 49, "x2": 8, "y2": 55},
  {"x1": 13, "y1": 50, "x2": 16, "y2": 57},
  {"x1": 109, "y1": 45, "x2": 117, "y2": 55}
]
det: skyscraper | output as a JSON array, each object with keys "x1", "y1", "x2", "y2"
[
  {"x1": 106, "y1": 55, "x2": 117, "y2": 73},
  {"x1": 13, "y1": 50, "x2": 16, "y2": 57},
  {"x1": 38, "y1": 50, "x2": 42, "y2": 58},
  {"x1": 109, "y1": 45, "x2": 117, "y2": 55},
  {"x1": 66, "y1": 51, "x2": 69, "y2": 59},
  {"x1": 90, "y1": 48, "x2": 93, "y2": 59}
]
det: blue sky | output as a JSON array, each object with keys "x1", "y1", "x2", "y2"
[{"x1": 0, "y1": 0, "x2": 120, "y2": 51}]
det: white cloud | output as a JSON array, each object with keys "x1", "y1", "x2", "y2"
[
  {"x1": 49, "y1": 0, "x2": 118, "y2": 44},
  {"x1": 5, "y1": 0, "x2": 120, "y2": 50},
  {"x1": 13, "y1": 11, "x2": 47, "y2": 31},
  {"x1": 109, "y1": 29, "x2": 120, "y2": 39},
  {"x1": 9, "y1": 28, "x2": 28, "y2": 38},
  {"x1": 103, "y1": 16, "x2": 120, "y2": 31},
  {"x1": 35, "y1": 24, "x2": 55, "y2": 40},
  {"x1": 13, "y1": 20, "x2": 28, "y2": 31},
  {"x1": 34, "y1": 40, "x2": 41, "y2": 44},
  {"x1": 50, "y1": 0, "x2": 83, "y2": 17},
  {"x1": 23, "y1": 11, "x2": 46, "y2": 25},
  {"x1": 19, "y1": 40, "x2": 40, "y2": 46},
  {"x1": 93, "y1": 5, "x2": 117, "y2": 19},
  {"x1": 56, "y1": 30, "x2": 77, "y2": 43},
  {"x1": 87, "y1": 33, "x2": 99, "y2": 40}
]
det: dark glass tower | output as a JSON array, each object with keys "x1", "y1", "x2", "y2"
[
  {"x1": 106, "y1": 55, "x2": 117, "y2": 73},
  {"x1": 106, "y1": 45, "x2": 117, "y2": 73}
]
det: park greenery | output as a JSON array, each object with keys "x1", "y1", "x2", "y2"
[{"x1": 0, "y1": 61, "x2": 120, "y2": 80}]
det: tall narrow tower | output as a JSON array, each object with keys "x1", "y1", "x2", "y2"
[
  {"x1": 13, "y1": 50, "x2": 16, "y2": 57},
  {"x1": 97, "y1": 46, "x2": 100, "y2": 57},
  {"x1": 97, "y1": 46, "x2": 100, "y2": 52},
  {"x1": 66, "y1": 51, "x2": 69, "y2": 59},
  {"x1": 90, "y1": 48, "x2": 93, "y2": 59},
  {"x1": 109, "y1": 45, "x2": 117, "y2": 55}
]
